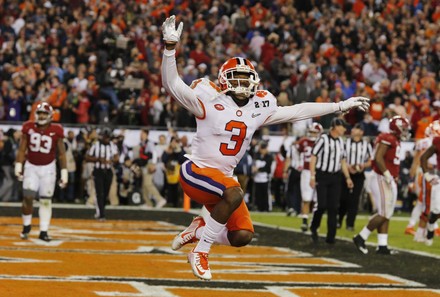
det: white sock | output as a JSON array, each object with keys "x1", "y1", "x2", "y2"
[
  {"x1": 22, "y1": 214, "x2": 32, "y2": 226},
  {"x1": 377, "y1": 233, "x2": 388, "y2": 246},
  {"x1": 408, "y1": 202, "x2": 423, "y2": 227},
  {"x1": 427, "y1": 223, "x2": 436, "y2": 232},
  {"x1": 214, "y1": 227, "x2": 231, "y2": 246},
  {"x1": 359, "y1": 227, "x2": 371, "y2": 241},
  {"x1": 39, "y1": 199, "x2": 52, "y2": 232},
  {"x1": 194, "y1": 215, "x2": 225, "y2": 254},
  {"x1": 415, "y1": 227, "x2": 425, "y2": 237}
]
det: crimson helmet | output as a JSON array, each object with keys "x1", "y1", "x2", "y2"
[
  {"x1": 218, "y1": 57, "x2": 260, "y2": 97},
  {"x1": 307, "y1": 122, "x2": 323, "y2": 138},
  {"x1": 429, "y1": 120, "x2": 440, "y2": 137},
  {"x1": 35, "y1": 102, "x2": 53, "y2": 126},
  {"x1": 389, "y1": 116, "x2": 410, "y2": 140}
]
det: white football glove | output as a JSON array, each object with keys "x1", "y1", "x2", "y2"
[
  {"x1": 424, "y1": 172, "x2": 439, "y2": 185},
  {"x1": 162, "y1": 15, "x2": 183, "y2": 44},
  {"x1": 14, "y1": 162, "x2": 23, "y2": 181},
  {"x1": 59, "y1": 168, "x2": 68, "y2": 189},
  {"x1": 339, "y1": 96, "x2": 370, "y2": 113},
  {"x1": 383, "y1": 170, "x2": 393, "y2": 184}
]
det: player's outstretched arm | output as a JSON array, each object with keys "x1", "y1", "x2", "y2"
[
  {"x1": 263, "y1": 96, "x2": 370, "y2": 126},
  {"x1": 161, "y1": 15, "x2": 204, "y2": 118}
]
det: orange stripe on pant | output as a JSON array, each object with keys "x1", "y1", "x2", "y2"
[{"x1": 179, "y1": 161, "x2": 254, "y2": 233}]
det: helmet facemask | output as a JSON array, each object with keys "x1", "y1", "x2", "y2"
[{"x1": 219, "y1": 64, "x2": 260, "y2": 98}]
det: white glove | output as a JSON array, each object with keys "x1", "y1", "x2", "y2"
[
  {"x1": 162, "y1": 15, "x2": 183, "y2": 44},
  {"x1": 14, "y1": 162, "x2": 23, "y2": 181},
  {"x1": 383, "y1": 170, "x2": 393, "y2": 184},
  {"x1": 339, "y1": 96, "x2": 370, "y2": 113},
  {"x1": 424, "y1": 172, "x2": 439, "y2": 185},
  {"x1": 59, "y1": 168, "x2": 68, "y2": 188}
]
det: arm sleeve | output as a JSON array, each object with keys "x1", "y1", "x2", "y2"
[
  {"x1": 161, "y1": 49, "x2": 204, "y2": 117},
  {"x1": 263, "y1": 103, "x2": 340, "y2": 126}
]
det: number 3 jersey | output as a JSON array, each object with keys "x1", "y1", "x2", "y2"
[
  {"x1": 371, "y1": 132, "x2": 400, "y2": 177},
  {"x1": 22, "y1": 121, "x2": 64, "y2": 165},
  {"x1": 189, "y1": 79, "x2": 277, "y2": 176}
]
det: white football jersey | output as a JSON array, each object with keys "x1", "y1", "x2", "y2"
[
  {"x1": 415, "y1": 137, "x2": 437, "y2": 165},
  {"x1": 188, "y1": 79, "x2": 277, "y2": 176}
]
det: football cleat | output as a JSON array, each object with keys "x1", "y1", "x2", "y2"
[
  {"x1": 376, "y1": 246, "x2": 398, "y2": 255},
  {"x1": 404, "y1": 226, "x2": 415, "y2": 235},
  {"x1": 38, "y1": 231, "x2": 51, "y2": 242},
  {"x1": 300, "y1": 222, "x2": 308, "y2": 232},
  {"x1": 353, "y1": 235, "x2": 368, "y2": 254},
  {"x1": 187, "y1": 249, "x2": 211, "y2": 280},
  {"x1": 20, "y1": 225, "x2": 31, "y2": 240},
  {"x1": 171, "y1": 216, "x2": 205, "y2": 251}
]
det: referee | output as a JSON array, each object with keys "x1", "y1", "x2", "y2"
[
  {"x1": 338, "y1": 123, "x2": 373, "y2": 231},
  {"x1": 86, "y1": 128, "x2": 119, "y2": 220},
  {"x1": 309, "y1": 118, "x2": 353, "y2": 244}
]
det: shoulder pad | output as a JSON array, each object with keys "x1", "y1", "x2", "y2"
[{"x1": 190, "y1": 78, "x2": 221, "y2": 92}]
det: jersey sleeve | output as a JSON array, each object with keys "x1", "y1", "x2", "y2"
[
  {"x1": 22, "y1": 121, "x2": 31, "y2": 134},
  {"x1": 433, "y1": 136, "x2": 440, "y2": 150},
  {"x1": 161, "y1": 49, "x2": 205, "y2": 117},
  {"x1": 378, "y1": 133, "x2": 395, "y2": 146},
  {"x1": 262, "y1": 102, "x2": 340, "y2": 126},
  {"x1": 56, "y1": 124, "x2": 64, "y2": 138}
]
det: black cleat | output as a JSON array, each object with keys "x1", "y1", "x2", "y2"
[
  {"x1": 38, "y1": 231, "x2": 51, "y2": 242},
  {"x1": 353, "y1": 235, "x2": 368, "y2": 254},
  {"x1": 20, "y1": 225, "x2": 31, "y2": 240},
  {"x1": 300, "y1": 223, "x2": 308, "y2": 232},
  {"x1": 376, "y1": 246, "x2": 398, "y2": 255}
]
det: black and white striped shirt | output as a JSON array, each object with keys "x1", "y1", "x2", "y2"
[
  {"x1": 88, "y1": 141, "x2": 119, "y2": 169},
  {"x1": 345, "y1": 138, "x2": 373, "y2": 168},
  {"x1": 312, "y1": 134, "x2": 346, "y2": 173}
]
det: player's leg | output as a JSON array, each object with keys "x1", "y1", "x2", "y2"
[
  {"x1": 300, "y1": 170, "x2": 313, "y2": 232},
  {"x1": 37, "y1": 162, "x2": 57, "y2": 241},
  {"x1": 426, "y1": 183, "x2": 440, "y2": 246},
  {"x1": 354, "y1": 172, "x2": 391, "y2": 254},
  {"x1": 178, "y1": 161, "x2": 247, "y2": 280},
  {"x1": 21, "y1": 163, "x2": 40, "y2": 239},
  {"x1": 375, "y1": 178, "x2": 397, "y2": 254}
]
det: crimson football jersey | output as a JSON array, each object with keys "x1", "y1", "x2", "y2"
[
  {"x1": 22, "y1": 121, "x2": 64, "y2": 165},
  {"x1": 372, "y1": 132, "x2": 401, "y2": 177},
  {"x1": 433, "y1": 136, "x2": 440, "y2": 170},
  {"x1": 296, "y1": 137, "x2": 316, "y2": 170}
]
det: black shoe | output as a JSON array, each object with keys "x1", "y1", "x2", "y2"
[
  {"x1": 311, "y1": 229, "x2": 319, "y2": 243},
  {"x1": 353, "y1": 235, "x2": 368, "y2": 254},
  {"x1": 376, "y1": 246, "x2": 397, "y2": 255},
  {"x1": 325, "y1": 238, "x2": 335, "y2": 244},
  {"x1": 20, "y1": 225, "x2": 31, "y2": 240},
  {"x1": 38, "y1": 231, "x2": 51, "y2": 242},
  {"x1": 300, "y1": 222, "x2": 308, "y2": 232}
]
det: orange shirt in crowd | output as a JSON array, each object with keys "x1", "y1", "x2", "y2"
[{"x1": 415, "y1": 116, "x2": 433, "y2": 140}]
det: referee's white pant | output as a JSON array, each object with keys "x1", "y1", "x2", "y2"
[{"x1": 369, "y1": 171, "x2": 397, "y2": 219}]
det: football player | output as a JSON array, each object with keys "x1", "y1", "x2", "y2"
[
  {"x1": 15, "y1": 102, "x2": 68, "y2": 242},
  {"x1": 162, "y1": 15, "x2": 370, "y2": 280},
  {"x1": 353, "y1": 116, "x2": 410, "y2": 255},
  {"x1": 420, "y1": 120, "x2": 440, "y2": 246},
  {"x1": 297, "y1": 123, "x2": 323, "y2": 232}
]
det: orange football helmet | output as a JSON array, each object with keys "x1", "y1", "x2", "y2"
[
  {"x1": 35, "y1": 102, "x2": 53, "y2": 126},
  {"x1": 218, "y1": 57, "x2": 260, "y2": 97}
]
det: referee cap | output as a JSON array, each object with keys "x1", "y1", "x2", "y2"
[{"x1": 331, "y1": 118, "x2": 347, "y2": 128}]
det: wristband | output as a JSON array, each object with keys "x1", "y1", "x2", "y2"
[{"x1": 14, "y1": 162, "x2": 22, "y2": 177}]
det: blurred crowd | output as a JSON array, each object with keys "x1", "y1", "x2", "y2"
[{"x1": 0, "y1": 0, "x2": 440, "y2": 137}]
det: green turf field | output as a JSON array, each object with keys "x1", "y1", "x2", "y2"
[{"x1": 251, "y1": 211, "x2": 440, "y2": 256}]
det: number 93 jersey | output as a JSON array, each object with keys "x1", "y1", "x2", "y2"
[
  {"x1": 189, "y1": 78, "x2": 277, "y2": 176},
  {"x1": 22, "y1": 121, "x2": 64, "y2": 165}
]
